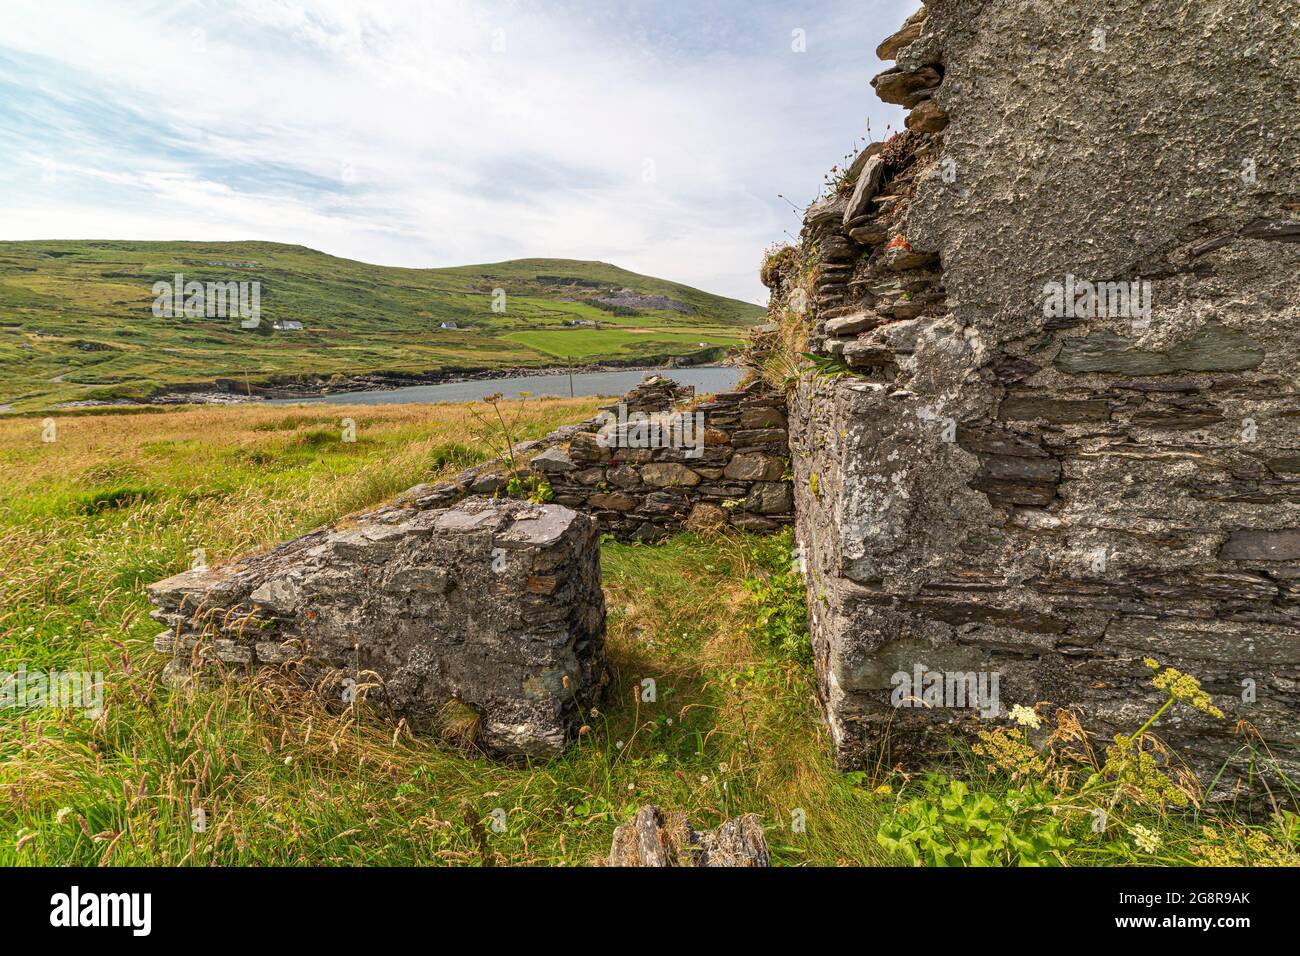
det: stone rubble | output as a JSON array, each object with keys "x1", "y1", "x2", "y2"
[{"x1": 607, "y1": 805, "x2": 771, "y2": 867}]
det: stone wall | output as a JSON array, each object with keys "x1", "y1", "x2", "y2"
[
  {"x1": 782, "y1": 0, "x2": 1300, "y2": 790},
  {"x1": 405, "y1": 375, "x2": 793, "y2": 542},
  {"x1": 147, "y1": 375, "x2": 792, "y2": 758},
  {"x1": 149, "y1": 497, "x2": 605, "y2": 758}
]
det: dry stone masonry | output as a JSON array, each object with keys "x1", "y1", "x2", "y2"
[
  {"x1": 405, "y1": 374, "x2": 793, "y2": 542},
  {"x1": 147, "y1": 375, "x2": 791, "y2": 759},
  {"x1": 150, "y1": 497, "x2": 605, "y2": 758},
  {"x1": 775, "y1": 0, "x2": 1299, "y2": 791}
]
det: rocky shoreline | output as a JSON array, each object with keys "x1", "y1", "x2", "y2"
[{"x1": 56, "y1": 355, "x2": 737, "y2": 409}]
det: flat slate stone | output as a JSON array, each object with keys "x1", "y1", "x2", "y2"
[
  {"x1": 842, "y1": 157, "x2": 886, "y2": 226},
  {"x1": 1056, "y1": 323, "x2": 1265, "y2": 375},
  {"x1": 998, "y1": 397, "x2": 1111, "y2": 423},
  {"x1": 529, "y1": 446, "x2": 577, "y2": 473},
  {"x1": 1219, "y1": 529, "x2": 1300, "y2": 561}
]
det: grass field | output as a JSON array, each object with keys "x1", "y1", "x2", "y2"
[
  {"x1": 1, "y1": 401, "x2": 1296, "y2": 866},
  {"x1": 0, "y1": 241, "x2": 764, "y2": 411}
]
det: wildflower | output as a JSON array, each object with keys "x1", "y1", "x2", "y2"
[
  {"x1": 615, "y1": 740, "x2": 624, "y2": 749},
  {"x1": 1191, "y1": 826, "x2": 1300, "y2": 867},
  {"x1": 1130, "y1": 824, "x2": 1162, "y2": 854},
  {"x1": 590, "y1": 707, "x2": 600, "y2": 718},
  {"x1": 55, "y1": 807, "x2": 73, "y2": 824},
  {"x1": 973, "y1": 727, "x2": 1046, "y2": 778},
  {"x1": 578, "y1": 725, "x2": 591, "y2": 736},
  {"x1": 1103, "y1": 734, "x2": 1191, "y2": 808},
  {"x1": 699, "y1": 775, "x2": 709, "y2": 784},
  {"x1": 1009, "y1": 704, "x2": 1041, "y2": 729},
  {"x1": 1146, "y1": 661, "x2": 1224, "y2": 718},
  {"x1": 283, "y1": 755, "x2": 293, "y2": 765}
]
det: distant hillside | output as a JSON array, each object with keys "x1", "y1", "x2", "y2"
[{"x1": 0, "y1": 241, "x2": 763, "y2": 409}]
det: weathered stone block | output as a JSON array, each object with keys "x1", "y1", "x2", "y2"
[
  {"x1": 724, "y1": 453, "x2": 784, "y2": 482},
  {"x1": 529, "y1": 447, "x2": 576, "y2": 473},
  {"x1": 870, "y1": 65, "x2": 941, "y2": 108},
  {"x1": 1055, "y1": 324, "x2": 1266, "y2": 376},
  {"x1": 739, "y1": 406, "x2": 789, "y2": 429},
  {"x1": 569, "y1": 432, "x2": 612, "y2": 463},
  {"x1": 608, "y1": 805, "x2": 770, "y2": 867},
  {"x1": 745, "y1": 481, "x2": 794, "y2": 515},
  {"x1": 640, "y1": 462, "x2": 701, "y2": 487},
  {"x1": 732, "y1": 428, "x2": 789, "y2": 447},
  {"x1": 997, "y1": 397, "x2": 1110, "y2": 423},
  {"x1": 148, "y1": 498, "x2": 606, "y2": 759},
  {"x1": 606, "y1": 464, "x2": 640, "y2": 487},
  {"x1": 590, "y1": 491, "x2": 636, "y2": 512}
]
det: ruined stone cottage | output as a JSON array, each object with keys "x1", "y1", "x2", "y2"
[
  {"x1": 148, "y1": 375, "x2": 793, "y2": 758},
  {"x1": 770, "y1": 0, "x2": 1299, "y2": 790},
  {"x1": 147, "y1": 0, "x2": 1297, "y2": 793}
]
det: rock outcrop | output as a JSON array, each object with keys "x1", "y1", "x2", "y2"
[
  {"x1": 607, "y1": 805, "x2": 771, "y2": 867},
  {"x1": 781, "y1": 0, "x2": 1300, "y2": 791},
  {"x1": 149, "y1": 497, "x2": 606, "y2": 758}
]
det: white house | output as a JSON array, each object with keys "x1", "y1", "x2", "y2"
[{"x1": 273, "y1": 320, "x2": 304, "y2": 331}]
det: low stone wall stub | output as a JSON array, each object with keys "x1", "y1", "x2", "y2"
[
  {"x1": 148, "y1": 497, "x2": 606, "y2": 758},
  {"x1": 396, "y1": 374, "x2": 794, "y2": 542},
  {"x1": 538, "y1": 380, "x2": 794, "y2": 541}
]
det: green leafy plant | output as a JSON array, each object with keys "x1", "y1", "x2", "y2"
[
  {"x1": 504, "y1": 475, "x2": 554, "y2": 503},
  {"x1": 741, "y1": 531, "x2": 810, "y2": 665},
  {"x1": 801, "y1": 352, "x2": 860, "y2": 379},
  {"x1": 878, "y1": 778, "x2": 1074, "y2": 866},
  {"x1": 876, "y1": 659, "x2": 1278, "y2": 866}
]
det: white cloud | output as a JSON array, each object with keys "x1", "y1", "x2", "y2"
[{"x1": 0, "y1": 0, "x2": 915, "y2": 301}]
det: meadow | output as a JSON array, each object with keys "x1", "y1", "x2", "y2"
[
  {"x1": 0, "y1": 400, "x2": 1295, "y2": 865},
  {"x1": 0, "y1": 241, "x2": 762, "y2": 411}
]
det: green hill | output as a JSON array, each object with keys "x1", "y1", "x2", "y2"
[{"x1": 0, "y1": 241, "x2": 763, "y2": 409}]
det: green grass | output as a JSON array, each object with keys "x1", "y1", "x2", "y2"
[
  {"x1": 0, "y1": 242, "x2": 763, "y2": 411},
  {"x1": 0, "y1": 401, "x2": 1293, "y2": 866},
  {"x1": 0, "y1": 400, "x2": 882, "y2": 865}
]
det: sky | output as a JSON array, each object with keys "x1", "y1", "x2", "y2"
[{"x1": 0, "y1": 0, "x2": 917, "y2": 304}]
